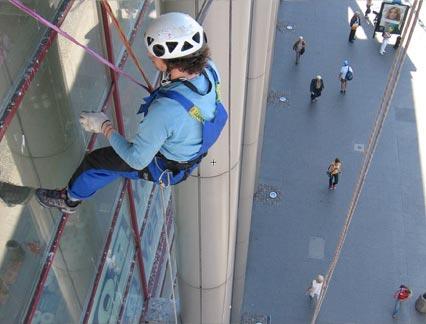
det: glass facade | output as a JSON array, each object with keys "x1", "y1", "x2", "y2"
[
  {"x1": 0, "y1": 0, "x2": 62, "y2": 107},
  {"x1": 0, "y1": 1, "x2": 181, "y2": 322}
]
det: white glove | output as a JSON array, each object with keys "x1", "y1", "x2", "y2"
[{"x1": 79, "y1": 112, "x2": 111, "y2": 133}]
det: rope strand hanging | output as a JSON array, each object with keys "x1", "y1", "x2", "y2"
[
  {"x1": 100, "y1": 0, "x2": 153, "y2": 92},
  {"x1": 311, "y1": 1, "x2": 423, "y2": 322}
]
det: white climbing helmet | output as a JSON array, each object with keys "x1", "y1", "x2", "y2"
[{"x1": 145, "y1": 12, "x2": 206, "y2": 59}]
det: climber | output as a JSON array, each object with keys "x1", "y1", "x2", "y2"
[{"x1": 36, "y1": 12, "x2": 228, "y2": 214}]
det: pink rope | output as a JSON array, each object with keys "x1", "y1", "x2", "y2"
[{"x1": 8, "y1": 0, "x2": 149, "y2": 91}]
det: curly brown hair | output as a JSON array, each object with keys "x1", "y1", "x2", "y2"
[{"x1": 165, "y1": 46, "x2": 211, "y2": 74}]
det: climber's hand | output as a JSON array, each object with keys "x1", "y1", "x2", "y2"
[{"x1": 79, "y1": 112, "x2": 111, "y2": 133}]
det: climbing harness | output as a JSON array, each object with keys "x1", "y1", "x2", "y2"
[
  {"x1": 138, "y1": 64, "x2": 228, "y2": 186},
  {"x1": 8, "y1": 0, "x2": 152, "y2": 92},
  {"x1": 311, "y1": 1, "x2": 422, "y2": 323}
]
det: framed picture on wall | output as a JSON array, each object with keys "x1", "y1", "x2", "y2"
[{"x1": 377, "y1": 2, "x2": 410, "y2": 34}]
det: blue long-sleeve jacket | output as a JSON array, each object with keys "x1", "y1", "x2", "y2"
[{"x1": 109, "y1": 63, "x2": 219, "y2": 170}]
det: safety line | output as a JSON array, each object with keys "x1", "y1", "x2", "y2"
[
  {"x1": 101, "y1": 0, "x2": 153, "y2": 92},
  {"x1": 310, "y1": 1, "x2": 422, "y2": 323},
  {"x1": 8, "y1": 0, "x2": 150, "y2": 92}
]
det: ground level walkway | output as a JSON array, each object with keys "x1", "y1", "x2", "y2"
[{"x1": 243, "y1": 0, "x2": 426, "y2": 323}]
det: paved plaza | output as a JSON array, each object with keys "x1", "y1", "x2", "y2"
[{"x1": 243, "y1": 0, "x2": 426, "y2": 323}]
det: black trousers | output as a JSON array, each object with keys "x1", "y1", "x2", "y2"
[
  {"x1": 311, "y1": 90, "x2": 322, "y2": 100},
  {"x1": 349, "y1": 29, "x2": 356, "y2": 42},
  {"x1": 329, "y1": 174, "x2": 339, "y2": 187}
]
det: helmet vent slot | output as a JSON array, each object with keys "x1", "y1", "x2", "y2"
[
  {"x1": 192, "y1": 32, "x2": 200, "y2": 43},
  {"x1": 181, "y1": 41, "x2": 193, "y2": 52},
  {"x1": 153, "y1": 44, "x2": 165, "y2": 57},
  {"x1": 147, "y1": 36, "x2": 154, "y2": 46},
  {"x1": 166, "y1": 41, "x2": 178, "y2": 53}
]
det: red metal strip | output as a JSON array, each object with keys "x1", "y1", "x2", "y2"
[
  {"x1": 126, "y1": 182, "x2": 149, "y2": 298},
  {"x1": 116, "y1": 183, "x2": 156, "y2": 322},
  {"x1": 101, "y1": 0, "x2": 153, "y2": 92},
  {"x1": 0, "y1": 0, "x2": 76, "y2": 142},
  {"x1": 100, "y1": 0, "x2": 149, "y2": 302},
  {"x1": 116, "y1": 252, "x2": 137, "y2": 323},
  {"x1": 147, "y1": 200, "x2": 174, "y2": 296},
  {"x1": 159, "y1": 235, "x2": 175, "y2": 297},
  {"x1": 21, "y1": 0, "x2": 154, "y2": 322},
  {"x1": 82, "y1": 182, "x2": 127, "y2": 323},
  {"x1": 116, "y1": 0, "x2": 153, "y2": 70},
  {"x1": 24, "y1": 213, "x2": 70, "y2": 323},
  {"x1": 84, "y1": 1, "x2": 154, "y2": 321}
]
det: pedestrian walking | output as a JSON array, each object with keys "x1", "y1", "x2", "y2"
[
  {"x1": 338, "y1": 60, "x2": 353, "y2": 94},
  {"x1": 365, "y1": 0, "x2": 373, "y2": 18},
  {"x1": 310, "y1": 75, "x2": 324, "y2": 102},
  {"x1": 380, "y1": 30, "x2": 392, "y2": 55},
  {"x1": 392, "y1": 285, "x2": 412, "y2": 318},
  {"x1": 306, "y1": 275, "x2": 324, "y2": 305},
  {"x1": 327, "y1": 158, "x2": 342, "y2": 190},
  {"x1": 348, "y1": 12, "x2": 361, "y2": 43},
  {"x1": 393, "y1": 35, "x2": 402, "y2": 49},
  {"x1": 35, "y1": 12, "x2": 228, "y2": 213},
  {"x1": 292, "y1": 36, "x2": 306, "y2": 65}
]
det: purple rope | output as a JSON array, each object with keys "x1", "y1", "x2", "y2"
[{"x1": 9, "y1": 0, "x2": 149, "y2": 91}]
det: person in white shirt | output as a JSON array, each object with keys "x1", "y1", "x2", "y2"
[
  {"x1": 338, "y1": 60, "x2": 353, "y2": 94},
  {"x1": 306, "y1": 274, "x2": 324, "y2": 304},
  {"x1": 380, "y1": 30, "x2": 392, "y2": 55}
]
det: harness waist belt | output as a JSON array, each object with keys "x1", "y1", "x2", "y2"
[{"x1": 156, "y1": 152, "x2": 207, "y2": 173}]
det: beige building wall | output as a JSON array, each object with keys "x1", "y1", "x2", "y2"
[
  {"x1": 231, "y1": 0, "x2": 280, "y2": 321},
  {"x1": 160, "y1": 1, "x2": 278, "y2": 322}
]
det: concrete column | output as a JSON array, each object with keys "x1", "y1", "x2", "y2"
[
  {"x1": 172, "y1": 0, "x2": 252, "y2": 323},
  {"x1": 231, "y1": 0, "x2": 279, "y2": 322}
]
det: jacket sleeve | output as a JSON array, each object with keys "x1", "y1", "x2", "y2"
[
  {"x1": 109, "y1": 104, "x2": 170, "y2": 170},
  {"x1": 310, "y1": 79, "x2": 315, "y2": 92}
]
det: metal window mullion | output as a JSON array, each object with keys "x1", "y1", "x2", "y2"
[
  {"x1": 82, "y1": 182, "x2": 127, "y2": 323},
  {"x1": 99, "y1": 0, "x2": 149, "y2": 304},
  {"x1": 0, "y1": 0, "x2": 76, "y2": 142}
]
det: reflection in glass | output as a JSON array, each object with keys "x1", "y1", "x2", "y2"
[
  {"x1": 141, "y1": 185, "x2": 171, "y2": 282},
  {"x1": 0, "y1": 0, "x2": 112, "y2": 321},
  {"x1": 107, "y1": 0, "x2": 144, "y2": 60},
  {"x1": 0, "y1": 1, "x2": 62, "y2": 108},
  {"x1": 88, "y1": 195, "x2": 136, "y2": 323},
  {"x1": 117, "y1": 0, "x2": 157, "y2": 138},
  {"x1": 121, "y1": 265, "x2": 144, "y2": 322},
  {"x1": 132, "y1": 179, "x2": 154, "y2": 227}
]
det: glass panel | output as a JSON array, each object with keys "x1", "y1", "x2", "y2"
[
  {"x1": 121, "y1": 264, "x2": 144, "y2": 322},
  {"x1": 107, "y1": 0, "x2": 144, "y2": 60},
  {"x1": 33, "y1": 185, "x2": 124, "y2": 322},
  {"x1": 1, "y1": 0, "x2": 112, "y2": 321},
  {"x1": 56, "y1": 0, "x2": 110, "y2": 120},
  {"x1": 132, "y1": 179, "x2": 154, "y2": 228},
  {"x1": 141, "y1": 185, "x2": 170, "y2": 281},
  {"x1": 0, "y1": 163, "x2": 58, "y2": 323},
  {"x1": 160, "y1": 242, "x2": 177, "y2": 299},
  {"x1": 117, "y1": 0, "x2": 157, "y2": 139},
  {"x1": 0, "y1": 0, "x2": 63, "y2": 109},
  {"x1": 87, "y1": 195, "x2": 137, "y2": 323}
]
